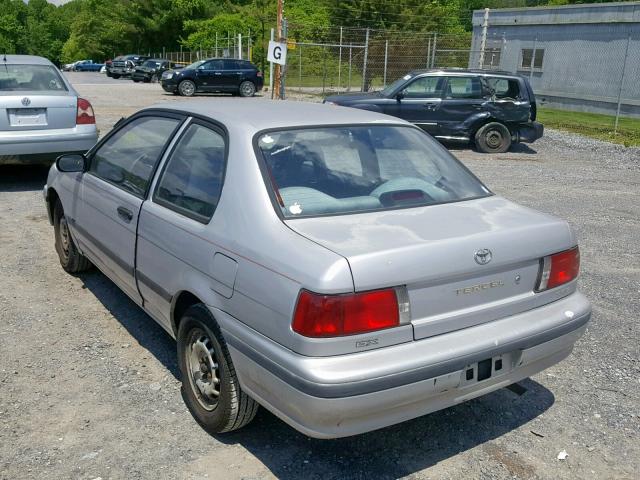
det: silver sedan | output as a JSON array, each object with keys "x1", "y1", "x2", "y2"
[
  {"x1": 44, "y1": 100, "x2": 591, "y2": 438},
  {"x1": 0, "y1": 55, "x2": 98, "y2": 165}
]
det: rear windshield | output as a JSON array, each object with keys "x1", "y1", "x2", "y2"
[
  {"x1": 0, "y1": 64, "x2": 67, "y2": 92},
  {"x1": 257, "y1": 126, "x2": 490, "y2": 218},
  {"x1": 143, "y1": 60, "x2": 162, "y2": 68}
]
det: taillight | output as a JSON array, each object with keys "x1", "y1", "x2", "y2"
[
  {"x1": 256, "y1": 71, "x2": 263, "y2": 77},
  {"x1": 76, "y1": 97, "x2": 95, "y2": 125},
  {"x1": 292, "y1": 288, "x2": 404, "y2": 337},
  {"x1": 536, "y1": 247, "x2": 580, "y2": 291}
]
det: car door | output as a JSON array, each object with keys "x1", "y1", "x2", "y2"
[
  {"x1": 73, "y1": 114, "x2": 183, "y2": 304},
  {"x1": 195, "y1": 60, "x2": 224, "y2": 91},
  {"x1": 382, "y1": 76, "x2": 446, "y2": 135},
  {"x1": 220, "y1": 59, "x2": 244, "y2": 90},
  {"x1": 438, "y1": 76, "x2": 488, "y2": 137},
  {"x1": 136, "y1": 120, "x2": 228, "y2": 330}
]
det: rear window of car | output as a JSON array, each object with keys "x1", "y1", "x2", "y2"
[
  {"x1": 256, "y1": 126, "x2": 491, "y2": 218},
  {"x1": 0, "y1": 65, "x2": 67, "y2": 92}
]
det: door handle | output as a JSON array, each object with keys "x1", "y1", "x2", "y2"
[
  {"x1": 424, "y1": 103, "x2": 438, "y2": 110},
  {"x1": 214, "y1": 72, "x2": 222, "y2": 75},
  {"x1": 117, "y1": 206, "x2": 133, "y2": 222}
]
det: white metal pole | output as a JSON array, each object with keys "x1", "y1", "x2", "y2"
[
  {"x1": 238, "y1": 33, "x2": 242, "y2": 59},
  {"x1": 614, "y1": 34, "x2": 632, "y2": 135},
  {"x1": 362, "y1": 28, "x2": 369, "y2": 92},
  {"x1": 478, "y1": 8, "x2": 489, "y2": 69},
  {"x1": 383, "y1": 39, "x2": 388, "y2": 87},
  {"x1": 338, "y1": 26, "x2": 343, "y2": 89}
]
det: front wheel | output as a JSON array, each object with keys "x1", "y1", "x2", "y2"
[
  {"x1": 475, "y1": 122, "x2": 512, "y2": 154},
  {"x1": 150, "y1": 74, "x2": 159, "y2": 83},
  {"x1": 177, "y1": 304, "x2": 258, "y2": 434},
  {"x1": 178, "y1": 80, "x2": 196, "y2": 97},
  {"x1": 238, "y1": 81, "x2": 256, "y2": 97},
  {"x1": 53, "y1": 199, "x2": 91, "y2": 273},
  {"x1": 112, "y1": 74, "x2": 121, "y2": 79}
]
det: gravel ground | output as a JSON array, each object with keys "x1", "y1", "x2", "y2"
[{"x1": 0, "y1": 72, "x2": 638, "y2": 480}]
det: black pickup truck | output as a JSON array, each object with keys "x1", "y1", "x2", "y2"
[{"x1": 106, "y1": 54, "x2": 150, "y2": 79}]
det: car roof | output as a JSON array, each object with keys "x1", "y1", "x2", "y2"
[
  {"x1": 149, "y1": 100, "x2": 408, "y2": 131},
  {"x1": 2, "y1": 55, "x2": 54, "y2": 66},
  {"x1": 409, "y1": 68, "x2": 519, "y2": 78}
]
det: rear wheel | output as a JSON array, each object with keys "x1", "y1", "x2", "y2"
[
  {"x1": 150, "y1": 74, "x2": 159, "y2": 83},
  {"x1": 133, "y1": 79, "x2": 140, "y2": 83},
  {"x1": 238, "y1": 81, "x2": 256, "y2": 97},
  {"x1": 53, "y1": 199, "x2": 91, "y2": 273},
  {"x1": 112, "y1": 74, "x2": 121, "y2": 79},
  {"x1": 177, "y1": 304, "x2": 258, "y2": 434},
  {"x1": 475, "y1": 122, "x2": 512, "y2": 154},
  {"x1": 179, "y1": 80, "x2": 196, "y2": 97}
]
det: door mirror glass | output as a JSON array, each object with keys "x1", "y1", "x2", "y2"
[{"x1": 56, "y1": 154, "x2": 86, "y2": 172}]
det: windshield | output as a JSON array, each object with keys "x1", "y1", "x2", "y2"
[
  {"x1": 380, "y1": 74, "x2": 412, "y2": 96},
  {"x1": 185, "y1": 60, "x2": 206, "y2": 70},
  {"x1": 257, "y1": 126, "x2": 490, "y2": 218},
  {"x1": 0, "y1": 64, "x2": 67, "y2": 92}
]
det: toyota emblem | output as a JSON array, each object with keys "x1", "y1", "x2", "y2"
[
  {"x1": 474, "y1": 248, "x2": 492, "y2": 265},
  {"x1": 21, "y1": 97, "x2": 31, "y2": 106}
]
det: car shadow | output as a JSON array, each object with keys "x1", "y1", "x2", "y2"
[
  {"x1": 78, "y1": 269, "x2": 180, "y2": 378},
  {"x1": 215, "y1": 378, "x2": 554, "y2": 479},
  {"x1": 77, "y1": 268, "x2": 554, "y2": 479},
  {"x1": 445, "y1": 142, "x2": 538, "y2": 155},
  {"x1": 0, "y1": 165, "x2": 50, "y2": 192}
]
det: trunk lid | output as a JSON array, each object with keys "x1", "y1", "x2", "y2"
[
  {"x1": 0, "y1": 92, "x2": 77, "y2": 132},
  {"x1": 286, "y1": 196, "x2": 574, "y2": 339}
]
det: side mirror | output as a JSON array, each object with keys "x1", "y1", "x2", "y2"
[
  {"x1": 56, "y1": 154, "x2": 86, "y2": 173},
  {"x1": 396, "y1": 90, "x2": 406, "y2": 101}
]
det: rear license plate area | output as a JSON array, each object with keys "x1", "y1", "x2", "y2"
[
  {"x1": 460, "y1": 353, "x2": 512, "y2": 386},
  {"x1": 8, "y1": 108, "x2": 47, "y2": 126}
]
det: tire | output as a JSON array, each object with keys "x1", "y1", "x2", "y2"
[
  {"x1": 238, "y1": 81, "x2": 256, "y2": 98},
  {"x1": 133, "y1": 79, "x2": 140, "y2": 83},
  {"x1": 177, "y1": 304, "x2": 258, "y2": 434},
  {"x1": 474, "y1": 122, "x2": 512, "y2": 154},
  {"x1": 53, "y1": 199, "x2": 91, "y2": 273},
  {"x1": 150, "y1": 74, "x2": 159, "y2": 84},
  {"x1": 112, "y1": 74, "x2": 121, "y2": 79},
  {"x1": 178, "y1": 80, "x2": 196, "y2": 97}
]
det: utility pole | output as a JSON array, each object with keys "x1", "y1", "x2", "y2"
[
  {"x1": 478, "y1": 8, "x2": 490, "y2": 69},
  {"x1": 273, "y1": 0, "x2": 283, "y2": 99}
]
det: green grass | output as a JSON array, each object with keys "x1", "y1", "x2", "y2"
[{"x1": 537, "y1": 107, "x2": 640, "y2": 147}]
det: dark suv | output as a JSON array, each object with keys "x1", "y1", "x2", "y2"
[
  {"x1": 161, "y1": 58, "x2": 263, "y2": 97},
  {"x1": 131, "y1": 59, "x2": 184, "y2": 83},
  {"x1": 324, "y1": 69, "x2": 543, "y2": 153}
]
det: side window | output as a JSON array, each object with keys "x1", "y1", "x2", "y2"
[
  {"x1": 201, "y1": 60, "x2": 223, "y2": 70},
  {"x1": 154, "y1": 123, "x2": 227, "y2": 222},
  {"x1": 90, "y1": 116, "x2": 180, "y2": 197},
  {"x1": 404, "y1": 77, "x2": 444, "y2": 98},
  {"x1": 446, "y1": 77, "x2": 483, "y2": 99},
  {"x1": 487, "y1": 77, "x2": 521, "y2": 99}
]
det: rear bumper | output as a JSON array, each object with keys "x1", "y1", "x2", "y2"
[
  {"x1": 217, "y1": 291, "x2": 590, "y2": 438},
  {"x1": 0, "y1": 125, "x2": 97, "y2": 165},
  {"x1": 515, "y1": 121, "x2": 544, "y2": 143}
]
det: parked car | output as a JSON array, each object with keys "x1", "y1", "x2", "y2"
[
  {"x1": 44, "y1": 100, "x2": 590, "y2": 438},
  {"x1": 75, "y1": 61, "x2": 105, "y2": 72},
  {"x1": 161, "y1": 58, "x2": 263, "y2": 97},
  {"x1": 131, "y1": 59, "x2": 184, "y2": 83},
  {"x1": 106, "y1": 54, "x2": 150, "y2": 79},
  {"x1": 62, "y1": 59, "x2": 92, "y2": 72},
  {"x1": 0, "y1": 55, "x2": 98, "y2": 166},
  {"x1": 324, "y1": 69, "x2": 543, "y2": 154}
]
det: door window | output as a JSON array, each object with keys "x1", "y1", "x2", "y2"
[
  {"x1": 445, "y1": 77, "x2": 483, "y2": 99},
  {"x1": 90, "y1": 116, "x2": 180, "y2": 197},
  {"x1": 403, "y1": 77, "x2": 445, "y2": 98},
  {"x1": 154, "y1": 123, "x2": 227, "y2": 222},
  {"x1": 200, "y1": 60, "x2": 223, "y2": 70}
]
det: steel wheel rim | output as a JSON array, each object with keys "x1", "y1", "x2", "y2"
[
  {"x1": 180, "y1": 81, "x2": 195, "y2": 96},
  {"x1": 186, "y1": 328, "x2": 220, "y2": 411},
  {"x1": 59, "y1": 216, "x2": 70, "y2": 258},
  {"x1": 241, "y1": 82, "x2": 254, "y2": 96},
  {"x1": 486, "y1": 130, "x2": 504, "y2": 149}
]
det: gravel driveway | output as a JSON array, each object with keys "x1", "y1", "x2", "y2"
[{"x1": 1, "y1": 72, "x2": 638, "y2": 480}]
